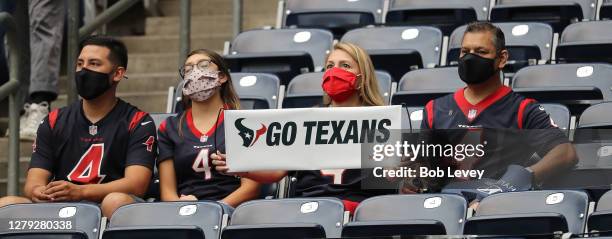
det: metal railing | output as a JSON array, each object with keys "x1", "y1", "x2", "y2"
[{"x1": 0, "y1": 12, "x2": 23, "y2": 196}]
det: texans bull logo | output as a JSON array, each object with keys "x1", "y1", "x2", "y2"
[{"x1": 235, "y1": 118, "x2": 267, "y2": 147}]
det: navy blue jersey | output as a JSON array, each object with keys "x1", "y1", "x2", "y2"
[
  {"x1": 294, "y1": 169, "x2": 388, "y2": 202},
  {"x1": 30, "y1": 99, "x2": 157, "y2": 184},
  {"x1": 157, "y1": 109, "x2": 240, "y2": 201},
  {"x1": 420, "y1": 86, "x2": 568, "y2": 178}
]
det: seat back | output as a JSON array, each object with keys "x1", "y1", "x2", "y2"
[
  {"x1": 350, "y1": 194, "x2": 467, "y2": 235},
  {"x1": 491, "y1": 0, "x2": 598, "y2": 32},
  {"x1": 465, "y1": 190, "x2": 589, "y2": 235},
  {"x1": 231, "y1": 73, "x2": 280, "y2": 109},
  {"x1": 104, "y1": 202, "x2": 228, "y2": 239},
  {"x1": 342, "y1": 26, "x2": 443, "y2": 69},
  {"x1": 392, "y1": 67, "x2": 465, "y2": 106},
  {"x1": 557, "y1": 21, "x2": 612, "y2": 64},
  {"x1": 0, "y1": 203, "x2": 102, "y2": 239},
  {"x1": 448, "y1": 22, "x2": 553, "y2": 72},
  {"x1": 540, "y1": 103, "x2": 571, "y2": 131},
  {"x1": 229, "y1": 29, "x2": 333, "y2": 71},
  {"x1": 224, "y1": 198, "x2": 345, "y2": 238}
]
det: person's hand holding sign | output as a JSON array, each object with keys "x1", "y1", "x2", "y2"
[{"x1": 211, "y1": 150, "x2": 237, "y2": 176}]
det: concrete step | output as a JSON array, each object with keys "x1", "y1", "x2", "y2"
[
  {"x1": 54, "y1": 91, "x2": 169, "y2": 113},
  {"x1": 0, "y1": 178, "x2": 25, "y2": 196},
  {"x1": 159, "y1": 0, "x2": 234, "y2": 16},
  {"x1": 0, "y1": 138, "x2": 35, "y2": 159},
  {"x1": 0, "y1": 157, "x2": 30, "y2": 180},
  {"x1": 158, "y1": 0, "x2": 278, "y2": 27},
  {"x1": 128, "y1": 53, "x2": 180, "y2": 74},
  {"x1": 58, "y1": 73, "x2": 179, "y2": 95},
  {"x1": 145, "y1": 15, "x2": 234, "y2": 36},
  {"x1": 120, "y1": 34, "x2": 230, "y2": 54}
]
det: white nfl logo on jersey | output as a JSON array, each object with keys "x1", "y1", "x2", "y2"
[
  {"x1": 89, "y1": 125, "x2": 98, "y2": 136},
  {"x1": 200, "y1": 135, "x2": 208, "y2": 142},
  {"x1": 468, "y1": 109, "x2": 478, "y2": 120}
]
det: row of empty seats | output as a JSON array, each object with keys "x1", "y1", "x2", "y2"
[
  {"x1": 281, "y1": 0, "x2": 612, "y2": 37},
  {"x1": 3, "y1": 190, "x2": 612, "y2": 238},
  {"x1": 226, "y1": 20, "x2": 612, "y2": 85}
]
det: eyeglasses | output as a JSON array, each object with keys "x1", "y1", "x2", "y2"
[{"x1": 179, "y1": 59, "x2": 214, "y2": 78}]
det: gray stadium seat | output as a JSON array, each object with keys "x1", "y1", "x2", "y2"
[
  {"x1": 342, "y1": 26, "x2": 443, "y2": 81},
  {"x1": 512, "y1": 63, "x2": 612, "y2": 115},
  {"x1": 556, "y1": 21, "x2": 612, "y2": 64},
  {"x1": 145, "y1": 113, "x2": 177, "y2": 201},
  {"x1": 342, "y1": 194, "x2": 467, "y2": 236},
  {"x1": 225, "y1": 29, "x2": 333, "y2": 85},
  {"x1": 464, "y1": 190, "x2": 589, "y2": 236},
  {"x1": 541, "y1": 103, "x2": 571, "y2": 132},
  {"x1": 230, "y1": 73, "x2": 280, "y2": 109},
  {"x1": 282, "y1": 71, "x2": 393, "y2": 108},
  {"x1": 601, "y1": 0, "x2": 612, "y2": 20},
  {"x1": 283, "y1": 0, "x2": 384, "y2": 39},
  {"x1": 0, "y1": 203, "x2": 102, "y2": 239},
  {"x1": 221, "y1": 198, "x2": 345, "y2": 239},
  {"x1": 491, "y1": 0, "x2": 598, "y2": 33},
  {"x1": 588, "y1": 190, "x2": 612, "y2": 235},
  {"x1": 102, "y1": 201, "x2": 230, "y2": 239},
  {"x1": 150, "y1": 113, "x2": 176, "y2": 129},
  {"x1": 448, "y1": 22, "x2": 553, "y2": 74},
  {"x1": 391, "y1": 67, "x2": 466, "y2": 107},
  {"x1": 386, "y1": 0, "x2": 490, "y2": 35}
]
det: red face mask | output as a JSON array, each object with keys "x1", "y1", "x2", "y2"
[{"x1": 322, "y1": 67, "x2": 358, "y2": 103}]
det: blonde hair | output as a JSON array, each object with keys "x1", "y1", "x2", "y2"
[{"x1": 323, "y1": 42, "x2": 385, "y2": 106}]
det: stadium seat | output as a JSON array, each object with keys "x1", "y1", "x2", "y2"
[
  {"x1": 541, "y1": 103, "x2": 571, "y2": 132},
  {"x1": 102, "y1": 201, "x2": 230, "y2": 239},
  {"x1": 512, "y1": 63, "x2": 612, "y2": 115},
  {"x1": 601, "y1": 0, "x2": 612, "y2": 20},
  {"x1": 0, "y1": 203, "x2": 102, "y2": 239},
  {"x1": 463, "y1": 190, "x2": 589, "y2": 236},
  {"x1": 391, "y1": 67, "x2": 466, "y2": 107},
  {"x1": 230, "y1": 73, "x2": 280, "y2": 109},
  {"x1": 448, "y1": 22, "x2": 553, "y2": 74},
  {"x1": 342, "y1": 194, "x2": 467, "y2": 237},
  {"x1": 490, "y1": 0, "x2": 598, "y2": 33},
  {"x1": 282, "y1": 71, "x2": 393, "y2": 108},
  {"x1": 588, "y1": 190, "x2": 612, "y2": 235},
  {"x1": 556, "y1": 21, "x2": 612, "y2": 64},
  {"x1": 385, "y1": 0, "x2": 490, "y2": 36},
  {"x1": 144, "y1": 113, "x2": 178, "y2": 201},
  {"x1": 221, "y1": 198, "x2": 345, "y2": 239},
  {"x1": 407, "y1": 107, "x2": 424, "y2": 130},
  {"x1": 342, "y1": 26, "x2": 443, "y2": 81},
  {"x1": 225, "y1": 29, "x2": 333, "y2": 85},
  {"x1": 283, "y1": 0, "x2": 385, "y2": 39}
]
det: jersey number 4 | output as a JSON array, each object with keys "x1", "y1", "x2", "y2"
[
  {"x1": 68, "y1": 143, "x2": 106, "y2": 184},
  {"x1": 192, "y1": 149, "x2": 212, "y2": 180}
]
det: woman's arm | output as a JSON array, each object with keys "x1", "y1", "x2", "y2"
[
  {"x1": 220, "y1": 177, "x2": 260, "y2": 208},
  {"x1": 158, "y1": 159, "x2": 180, "y2": 201},
  {"x1": 211, "y1": 151, "x2": 288, "y2": 183}
]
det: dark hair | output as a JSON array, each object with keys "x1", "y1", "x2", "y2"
[
  {"x1": 178, "y1": 49, "x2": 241, "y2": 137},
  {"x1": 79, "y1": 35, "x2": 128, "y2": 68},
  {"x1": 464, "y1": 22, "x2": 506, "y2": 54}
]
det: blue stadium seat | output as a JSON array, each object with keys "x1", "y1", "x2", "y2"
[
  {"x1": 283, "y1": 0, "x2": 384, "y2": 39},
  {"x1": 230, "y1": 73, "x2": 280, "y2": 109},
  {"x1": 601, "y1": 0, "x2": 612, "y2": 20},
  {"x1": 448, "y1": 22, "x2": 553, "y2": 74},
  {"x1": 342, "y1": 26, "x2": 443, "y2": 81},
  {"x1": 225, "y1": 29, "x2": 333, "y2": 85},
  {"x1": 512, "y1": 63, "x2": 612, "y2": 115},
  {"x1": 386, "y1": 0, "x2": 490, "y2": 36},
  {"x1": 221, "y1": 198, "x2": 345, "y2": 239},
  {"x1": 102, "y1": 201, "x2": 230, "y2": 239},
  {"x1": 282, "y1": 71, "x2": 393, "y2": 108},
  {"x1": 491, "y1": 0, "x2": 598, "y2": 33},
  {"x1": 464, "y1": 190, "x2": 589, "y2": 236},
  {"x1": 556, "y1": 21, "x2": 612, "y2": 64},
  {"x1": 0, "y1": 203, "x2": 102, "y2": 239},
  {"x1": 588, "y1": 190, "x2": 612, "y2": 235},
  {"x1": 391, "y1": 67, "x2": 465, "y2": 107},
  {"x1": 342, "y1": 194, "x2": 467, "y2": 236}
]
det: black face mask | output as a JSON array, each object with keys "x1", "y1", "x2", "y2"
[
  {"x1": 458, "y1": 53, "x2": 498, "y2": 85},
  {"x1": 75, "y1": 68, "x2": 113, "y2": 100}
]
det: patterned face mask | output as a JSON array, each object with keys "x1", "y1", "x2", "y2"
[{"x1": 182, "y1": 67, "x2": 221, "y2": 102}]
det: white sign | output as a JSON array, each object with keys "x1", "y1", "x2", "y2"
[{"x1": 225, "y1": 106, "x2": 404, "y2": 172}]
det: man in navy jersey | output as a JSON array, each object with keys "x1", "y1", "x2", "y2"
[
  {"x1": 405, "y1": 22, "x2": 578, "y2": 204},
  {"x1": 0, "y1": 36, "x2": 157, "y2": 218}
]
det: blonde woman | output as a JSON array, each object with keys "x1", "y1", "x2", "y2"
[{"x1": 212, "y1": 42, "x2": 388, "y2": 214}]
